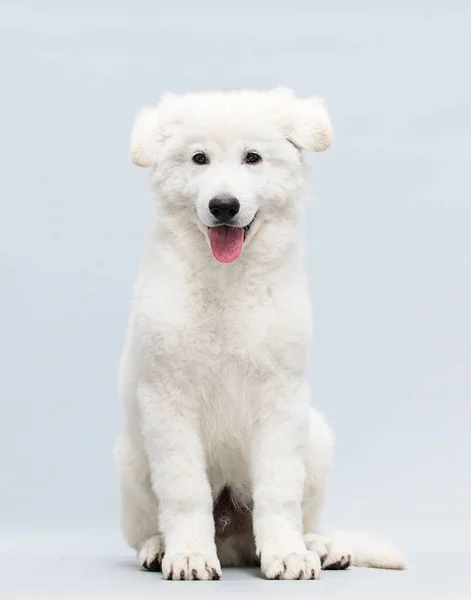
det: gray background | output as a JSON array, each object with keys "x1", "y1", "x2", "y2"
[{"x1": 1, "y1": 1, "x2": 470, "y2": 598}]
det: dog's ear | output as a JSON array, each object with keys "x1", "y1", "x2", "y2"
[
  {"x1": 288, "y1": 97, "x2": 333, "y2": 152},
  {"x1": 130, "y1": 93, "x2": 181, "y2": 167},
  {"x1": 271, "y1": 88, "x2": 333, "y2": 152},
  {"x1": 130, "y1": 106, "x2": 161, "y2": 167}
]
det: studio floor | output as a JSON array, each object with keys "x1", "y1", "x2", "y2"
[{"x1": 1, "y1": 531, "x2": 469, "y2": 599}]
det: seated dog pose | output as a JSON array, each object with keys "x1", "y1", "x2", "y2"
[{"x1": 115, "y1": 88, "x2": 404, "y2": 580}]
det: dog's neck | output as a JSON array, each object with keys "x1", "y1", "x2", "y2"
[{"x1": 151, "y1": 213, "x2": 303, "y2": 286}]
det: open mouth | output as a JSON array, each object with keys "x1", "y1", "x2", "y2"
[{"x1": 208, "y1": 215, "x2": 256, "y2": 263}]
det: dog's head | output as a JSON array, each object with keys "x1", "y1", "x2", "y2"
[{"x1": 130, "y1": 88, "x2": 332, "y2": 263}]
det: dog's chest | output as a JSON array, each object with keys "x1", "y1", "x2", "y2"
[
  {"x1": 140, "y1": 267, "x2": 310, "y2": 388},
  {"x1": 181, "y1": 280, "x2": 301, "y2": 377}
]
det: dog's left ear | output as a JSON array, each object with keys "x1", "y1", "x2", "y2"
[
  {"x1": 272, "y1": 89, "x2": 333, "y2": 152},
  {"x1": 288, "y1": 97, "x2": 333, "y2": 152}
]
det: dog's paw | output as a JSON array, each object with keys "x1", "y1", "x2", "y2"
[
  {"x1": 138, "y1": 534, "x2": 165, "y2": 571},
  {"x1": 162, "y1": 552, "x2": 222, "y2": 581},
  {"x1": 304, "y1": 533, "x2": 351, "y2": 570},
  {"x1": 261, "y1": 551, "x2": 321, "y2": 580}
]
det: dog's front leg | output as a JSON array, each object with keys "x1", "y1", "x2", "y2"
[
  {"x1": 252, "y1": 383, "x2": 321, "y2": 580},
  {"x1": 138, "y1": 380, "x2": 221, "y2": 580}
]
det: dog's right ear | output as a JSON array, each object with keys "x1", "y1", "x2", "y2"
[
  {"x1": 130, "y1": 106, "x2": 161, "y2": 168},
  {"x1": 130, "y1": 93, "x2": 181, "y2": 167}
]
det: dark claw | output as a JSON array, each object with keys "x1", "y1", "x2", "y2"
[
  {"x1": 297, "y1": 570, "x2": 304, "y2": 579},
  {"x1": 311, "y1": 568, "x2": 316, "y2": 579},
  {"x1": 324, "y1": 560, "x2": 343, "y2": 570},
  {"x1": 180, "y1": 569, "x2": 185, "y2": 579},
  {"x1": 146, "y1": 556, "x2": 162, "y2": 572},
  {"x1": 167, "y1": 569, "x2": 173, "y2": 580},
  {"x1": 274, "y1": 572, "x2": 282, "y2": 580},
  {"x1": 211, "y1": 568, "x2": 220, "y2": 580},
  {"x1": 320, "y1": 554, "x2": 328, "y2": 566}
]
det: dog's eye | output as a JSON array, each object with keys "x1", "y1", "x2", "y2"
[
  {"x1": 244, "y1": 152, "x2": 262, "y2": 164},
  {"x1": 192, "y1": 152, "x2": 208, "y2": 165}
]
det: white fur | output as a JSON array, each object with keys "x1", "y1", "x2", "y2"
[{"x1": 115, "y1": 88, "x2": 404, "y2": 580}]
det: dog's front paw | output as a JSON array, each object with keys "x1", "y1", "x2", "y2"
[
  {"x1": 162, "y1": 552, "x2": 221, "y2": 580},
  {"x1": 304, "y1": 533, "x2": 351, "y2": 570},
  {"x1": 261, "y1": 551, "x2": 321, "y2": 580},
  {"x1": 138, "y1": 534, "x2": 165, "y2": 571}
]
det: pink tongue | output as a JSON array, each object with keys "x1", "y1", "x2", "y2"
[{"x1": 209, "y1": 226, "x2": 245, "y2": 263}]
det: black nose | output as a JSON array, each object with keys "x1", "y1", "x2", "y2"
[{"x1": 209, "y1": 196, "x2": 240, "y2": 222}]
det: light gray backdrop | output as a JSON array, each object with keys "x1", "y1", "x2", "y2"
[{"x1": 1, "y1": 1, "x2": 470, "y2": 597}]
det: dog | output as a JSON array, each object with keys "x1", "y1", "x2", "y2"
[{"x1": 115, "y1": 88, "x2": 404, "y2": 580}]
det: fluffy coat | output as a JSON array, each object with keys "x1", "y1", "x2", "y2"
[{"x1": 115, "y1": 88, "x2": 404, "y2": 580}]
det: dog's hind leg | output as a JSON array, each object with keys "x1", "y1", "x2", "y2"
[
  {"x1": 301, "y1": 408, "x2": 334, "y2": 535},
  {"x1": 301, "y1": 410, "x2": 405, "y2": 570},
  {"x1": 115, "y1": 427, "x2": 164, "y2": 571},
  {"x1": 301, "y1": 409, "x2": 351, "y2": 570}
]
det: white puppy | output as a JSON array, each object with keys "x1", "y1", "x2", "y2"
[{"x1": 115, "y1": 88, "x2": 404, "y2": 580}]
